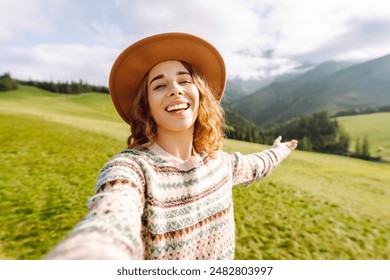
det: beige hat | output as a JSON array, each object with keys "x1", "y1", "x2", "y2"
[{"x1": 109, "y1": 32, "x2": 226, "y2": 125}]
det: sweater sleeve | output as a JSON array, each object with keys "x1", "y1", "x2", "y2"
[
  {"x1": 45, "y1": 153, "x2": 146, "y2": 260},
  {"x1": 229, "y1": 142, "x2": 291, "y2": 187}
]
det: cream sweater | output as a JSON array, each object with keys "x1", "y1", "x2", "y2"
[{"x1": 46, "y1": 143, "x2": 290, "y2": 259}]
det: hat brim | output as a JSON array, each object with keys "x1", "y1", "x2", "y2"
[{"x1": 109, "y1": 32, "x2": 226, "y2": 125}]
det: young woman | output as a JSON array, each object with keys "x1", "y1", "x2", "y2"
[{"x1": 46, "y1": 32, "x2": 298, "y2": 260}]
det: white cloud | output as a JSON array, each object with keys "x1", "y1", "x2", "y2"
[
  {"x1": 258, "y1": 0, "x2": 390, "y2": 59},
  {"x1": 1, "y1": 0, "x2": 390, "y2": 84},
  {"x1": 0, "y1": 0, "x2": 56, "y2": 41},
  {"x1": 2, "y1": 44, "x2": 116, "y2": 86},
  {"x1": 226, "y1": 50, "x2": 301, "y2": 80},
  {"x1": 333, "y1": 46, "x2": 390, "y2": 61}
]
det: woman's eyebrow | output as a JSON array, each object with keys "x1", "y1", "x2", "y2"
[
  {"x1": 149, "y1": 71, "x2": 191, "y2": 85},
  {"x1": 177, "y1": 71, "x2": 191, "y2": 76},
  {"x1": 149, "y1": 74, "x2": 164, "y2": 85}
]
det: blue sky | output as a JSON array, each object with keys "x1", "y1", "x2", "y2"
[{"x1": 1, "y1": 0, "x2": 390, "y2": 86}]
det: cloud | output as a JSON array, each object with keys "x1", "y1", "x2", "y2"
[
  {"x1": 228, "y1": 0, "x2": 390, "y2": 78},
  {"x1": 331, "y1": 18, "x2": 390, "y2": 61},
  {"x1": 286, "y1": 17, "x2": 390, "y2": 62},
  {"x1": 1, "y1": 0, "x2": 390, "y2": 84},
  {"x1": 1, "y1": 44, "x2": 116, "y2": 86},
  {"x1": 258, "y1": 0, "x2": 390, "y2": 60},
  {"x1": 0, "y1": 0, "x2": 55, "y2": 41}
]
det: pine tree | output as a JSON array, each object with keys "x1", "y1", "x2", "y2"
[
  {"x1": 0, "y1": 73, "x2": 18, "y2": 91},
  {"x1": 362, "y1": 135, "x2": 370, "y2": 159},
  {"x1": 355, "y1": 138, "x2": 361, "y2": 156}
]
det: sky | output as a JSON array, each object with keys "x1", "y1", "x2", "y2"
[{"x1": 1, "y1": 0, "x2": 390, "y2": 86}]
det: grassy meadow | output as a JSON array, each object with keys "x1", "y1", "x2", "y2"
[
  {"x1": 337, "y1": 112, "x2": 390, "y2": 161},
  {"x1": 1, "y1": 86, "x2": 389, "y2": 259}
]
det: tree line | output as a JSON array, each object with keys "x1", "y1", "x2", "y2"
[
  {"x1": 225, "y1": 110, "x2": 379, "y2": 160},
  {"x1": 332, "y1": 105, "x2": 390, "y2": 117},
  {"x1": 0, "y1": 72, "x2": 109, "y2": 94},
  {"x1": 257, "y1": 111, "x2": 350, "y2": 155},
  {"x1": 18, "y1": 79, "x2": 109, "y2": 94}
]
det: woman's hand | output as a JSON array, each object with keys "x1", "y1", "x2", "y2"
[{"x1": 273, "y1": 136, "x2": 298, "y2": 157}]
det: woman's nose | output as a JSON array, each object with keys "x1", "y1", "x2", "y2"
[{"x1": 168, "y1": 83, "x2": 184, "y2": 96}]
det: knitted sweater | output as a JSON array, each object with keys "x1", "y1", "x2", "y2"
[{"x1": 46, "y1": 143, "x2": 290, "y2": 260}]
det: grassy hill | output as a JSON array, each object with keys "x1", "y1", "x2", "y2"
[
  {"x1": 337, "y1": 112, "x2": 390, "y2": 161},
  {"x1": 1, "y1": 86, "x2": 389, "y2": 259},
  {"x1": 0, "y1": 85, "x2": 129, "y2": 140}
]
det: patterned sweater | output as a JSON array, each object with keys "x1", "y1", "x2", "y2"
[{"x1": 46, "y1": 143, "x2": 290, "y2": 260}]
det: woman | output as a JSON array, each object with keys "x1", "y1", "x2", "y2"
[{"x1": 46, "y1": 32, "x2": 298, "y2": 260}]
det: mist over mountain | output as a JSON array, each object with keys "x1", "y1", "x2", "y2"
[
  {"x1": 229, "y1": 54, "x2": 390, "y2": 128},
  {"x1": 222, "y1": 77, "x2": 271, "y2": 104}
]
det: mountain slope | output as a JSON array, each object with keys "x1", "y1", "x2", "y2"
[
  {"x1": 222, "y1": 77, "x2": 270, "y2": 104},
  {"x1": 232, "y1": 55, "x2": 390, "y2": 127}
]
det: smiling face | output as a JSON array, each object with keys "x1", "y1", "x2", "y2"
[{"x1": 147, "y1": 60, "x2": 200, "y2": 135}]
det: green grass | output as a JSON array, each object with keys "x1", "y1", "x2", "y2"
[
  {"x1": 1, "y1": 86, "x2": 389, "y2": 259},
  {"x1": 0, "y1": 113, "x2": 125, "y2": 259},
  {"x1": 228, "y1": 143, "x2": 390, "y2": 259},
  {"x1": 337, "y1": 112, "x2": 390, "y2": 161},
  {"x1": 0, "y1": 85, "x2": 129, "y2": 140}
]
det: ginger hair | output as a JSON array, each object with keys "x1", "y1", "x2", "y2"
[{"x1": 127, "y1": 61, "x2": 224, "y2": 158}]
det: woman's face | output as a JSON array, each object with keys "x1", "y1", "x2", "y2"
[{"x1": 147, "y1": 60, "x2": 200, "y2": 134}]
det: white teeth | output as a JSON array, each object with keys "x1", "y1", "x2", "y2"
[{"x1": 166, "y1": 103, "x2": 189, "y2": 112}]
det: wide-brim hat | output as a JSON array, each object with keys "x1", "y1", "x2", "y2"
[{"x1": 109, "y1": 32, "x2": 226, "y2": 125}]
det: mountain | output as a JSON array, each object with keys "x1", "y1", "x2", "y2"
[
  {"x1": 222, "y1": 77, "x2": 271, "y2": 104},
  {"x1": 231, "y1": 55, "x2": 390, "y2": 128}
]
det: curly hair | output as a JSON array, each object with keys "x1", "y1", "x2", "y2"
[{"x1": 127, "y1": 61, "x2": 225, "y2": 158}]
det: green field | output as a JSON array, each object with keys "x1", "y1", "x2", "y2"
[
  {"x1": 337, "y1": 113, "x2": 390, "y2": 161},
  {"x1": 1, "y1": 86, "x2": 389, "y2": 259}
]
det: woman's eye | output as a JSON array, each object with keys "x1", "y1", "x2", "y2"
[
  {"x1": 154, "y1": 84, "x2": 165, "y2": 90},
  {"x1": 179, "y1": 80, "x2": 191, "y2": 85}
]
